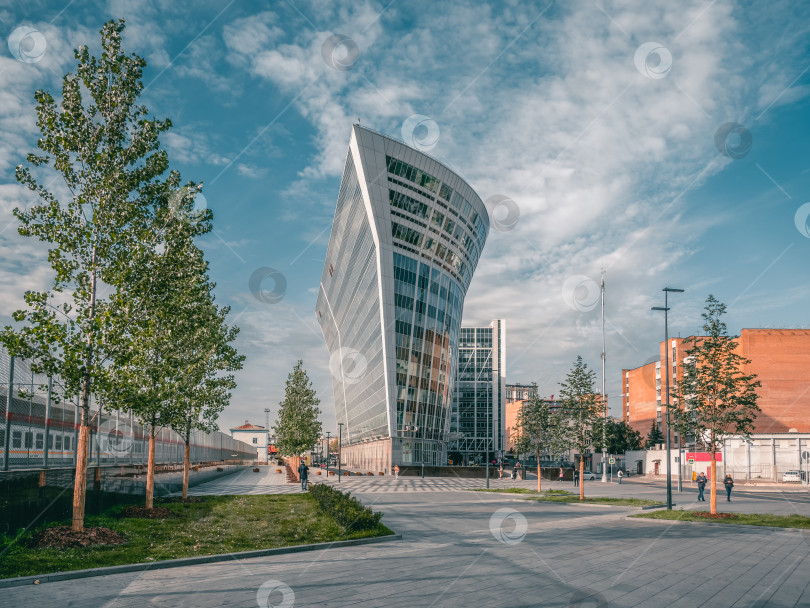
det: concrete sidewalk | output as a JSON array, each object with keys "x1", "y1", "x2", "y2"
[{"x1": 6, "y1": 487, "x2": 808, "y2": 607}]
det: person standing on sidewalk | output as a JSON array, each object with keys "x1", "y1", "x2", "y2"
[
  {"x1": 394, "y1": 464, "x2": 400, "y2": 479},
  {"x1": 298, "y1": 460, "x2": 309, "y2": 491},
  {"x1": 724, "y1": 474, "x2": 734, "y2": 501},
  {"x1": 574, "y1": 469, "x2": 579, "y2": 487},
  {"x1": 515, "y1": 461, "x2": 522, "y2": 480},
  {"x1": 617, "y1": 469, "x2": 623, "y2": 484},
  {"x1": 559, "y1": 468, "x2": 564, "y2": 483},
  {"x1": 696, "y1": 473, "x2": 707, "y2": 501}
]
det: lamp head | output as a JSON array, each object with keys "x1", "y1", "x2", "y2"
[{"x1": 663, "y1": 287, "x2": 685, "y2": 293}]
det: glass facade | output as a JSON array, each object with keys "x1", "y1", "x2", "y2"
[
  {"x1": 450, "y1": 320, "x2": 506, "y2": 462},
  {"x1": 317, "y1": 125, "x2": 489, "y2": 465}
]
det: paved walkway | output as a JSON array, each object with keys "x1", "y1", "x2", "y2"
[{"x1": 8, "y1": 474, "x2": 810, "y2": 606}]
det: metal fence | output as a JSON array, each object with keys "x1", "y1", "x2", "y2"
[{"x1": 0, "y1": 348, "x2": 254, "y2": 470}]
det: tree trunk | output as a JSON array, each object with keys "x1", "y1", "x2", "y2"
[
  {"x1": 537, "y1": 451, "x2": 542, "y2": 493},
  {"x1": 182, "y1": 438, "x2": 190, "y2": 500},
  {"x1": 710, "y1": 451, "x2": 717, "y2": 515},
  {"x1": 146, "y1": 423, "x2": 156, "y2": 509},
  {"x1": 72, "y1": 246, "x2": 98, "y2": 532},
  {"x1": 71, "y1": 423, "x2": 90, "y2": 532},
  {"x1": 579, "y1": 457, "x2": 585, "y2": 501}
]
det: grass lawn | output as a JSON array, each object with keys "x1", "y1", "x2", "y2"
[
  {"x1": 472, "y1": 488, "x2": 662, "y2": 507},
  {"x1": 632, "y1": 510, "x2": 810, "y2": 529},
  {"x1": 0, "y1": 494, "x2": 392, "y2": 579}
]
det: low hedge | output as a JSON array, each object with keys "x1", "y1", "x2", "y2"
[{"x1": 308, "y1": 484, "x2": 382, "y2": 531}]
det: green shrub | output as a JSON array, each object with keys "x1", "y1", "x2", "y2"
[{"x1": 308, "y1": 484, "x2": 382, "y2": 531}]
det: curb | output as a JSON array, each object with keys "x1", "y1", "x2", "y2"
[{"x1": 0, "y1": 533, "x2": 402, "y2": 588}]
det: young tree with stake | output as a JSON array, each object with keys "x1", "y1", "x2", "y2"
[
  {"x1": 0, "y1": 20, "x2": 177, "y2": 532},
  {"x1": 671, "y1": 295, "x2": 760, "y2": 514},
  {"x1": 512, "y1": 383, "x2": 567, "y2": 492},
  {"x1": 559, "y1": 357, "x2": 602, "y2": 500}
]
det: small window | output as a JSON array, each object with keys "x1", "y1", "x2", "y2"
[
  {"x1": 252, "y1": 438, "x2": 258, "y2": 444},
  {"x1": 64, "y1": 436, "x2": 71, "y2": 451},
  {"x1": 55, "y1": 435, "x2": 63, "y2": 450},
  {"x1": 24, "y1": 432, "x2": 33, "y2": 449},
  {"x1": 12, "y1": 430, "x2": 22, "y2": 448},
  {"x1": 36, "y1": 433, "x2": 44, "y2": 449}
]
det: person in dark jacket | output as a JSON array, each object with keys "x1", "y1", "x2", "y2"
[
  {"x1": 724, "y1": 474, "x2": 734, "y2": 501},
  {"x1": 696, "y1": 473, "x2": 707, "y2": 501},
  {"x1": 298, "y1": 461, "x2": 309, "y2": 491}
]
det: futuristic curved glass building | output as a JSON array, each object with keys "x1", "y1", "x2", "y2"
[{"x1": 316, "y1": 125, "x2": 489, "y2": 472}]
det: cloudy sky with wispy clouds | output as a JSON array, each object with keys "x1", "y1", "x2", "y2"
[{"x1": 1, "y1": 0, "x2": 808, "y2": 433}]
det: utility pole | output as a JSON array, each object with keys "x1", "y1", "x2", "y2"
[
  {"x1": 338, "y1": 423, "x2": 344, "y2": 482},
  {"x1": 601, "y1": 271, "x2": 608, "y2": 483}
]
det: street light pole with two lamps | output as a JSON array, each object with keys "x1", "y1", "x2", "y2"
[{"x1": 652, "y1": 286, "x2": 684, "y2": 511}]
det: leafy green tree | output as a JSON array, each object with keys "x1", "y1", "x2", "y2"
[
  {"x1": 0, "y1": 20, "x2": 176, "y2": 531},
  {"x1": 559, "y1": 356, "x2": 601, "y2": 500},
  {"x1": 645, "y1": 421, "x2": 664, "y2": 448},
  {"x1": 273, "y1": 361, "x2": 322, "y2": 457},
  {"x1": 592, "y1": 419, "x2": 643, "y2": 454},
  {"x1": 672, "y1": 295, "x2": 760, "y2": 514},
  {"x1": 512, "y1": 383, "x2": 567, "y2": 491},
  {"x1": 111, "y1": 225, "x2": 243, "y2": 507}
]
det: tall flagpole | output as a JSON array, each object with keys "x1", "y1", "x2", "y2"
[{"x1": 601, "y1": 271, "x2": 608, "y2": 483}]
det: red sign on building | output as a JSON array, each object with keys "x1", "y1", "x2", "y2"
[{"x1": 685, "y1": 452, "x2": 722, "y2": 462}]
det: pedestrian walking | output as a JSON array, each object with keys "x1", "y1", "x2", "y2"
[
  {"x1": 515, "y1": 461, "x2": 522, "y2": 480},
  {"x1": 394, "y1": 464, "x2": 400, "y2": 479},
  {"x1": 559, "y1": 468, "x2": 564, "y2": 483},
  {"x1": 298, "y1": 460, "x2": 309, "y2": 491},
  {"x1": 696, "y1": 473, "x2": 707, "y2": 502},
  {"x1": 724, "y1": 474, "x2": 734, "y2": 501},
  {"x1": 617, "y1": 469, "x2": 623, "y2": 484},
  {"x1": 499, "y1": 462, "x2": 504, "y2": 479},
  {"x1": 574, "y1": 470, "x2": 579, "y2": 486}
]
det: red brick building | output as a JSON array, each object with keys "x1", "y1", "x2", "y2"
[{"x1": 622, "y1": 329, "x2": 810, "y2": 440}]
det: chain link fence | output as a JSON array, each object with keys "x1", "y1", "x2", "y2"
[{"x1": 0, "y1": 347, "x2": 254, "y2": 471}]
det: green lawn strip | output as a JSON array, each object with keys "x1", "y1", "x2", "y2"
[
  {"x1": 471, "y1": 488, "x2": 660, "y2": 506},
  {"x1": 631, "y1": 510, "x2": 810, "y2": 529},
  {"x1": 0, "y1": 494, "x2": 392, "y2": 579}
]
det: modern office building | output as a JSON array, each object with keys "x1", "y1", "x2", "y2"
[
  {"x1": 622, "y1": 329, "x2": 810, "y2": 439},
  {"x1": 447, "y1": 320, "x2": 506, "y2": 464},
  {"x1": 316, "y1": 125, "x2": 489, "y2": 472}
]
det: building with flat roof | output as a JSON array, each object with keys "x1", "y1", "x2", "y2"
[
  {"x1": 316, "y1": 125, "x2": 489, "y2": 472},
  {"x1": 622, "y1": 329, "x2": 810, "y2": 440},
  {"x1": 448, "y1": 320, "x2": 505, "y2": 464}
]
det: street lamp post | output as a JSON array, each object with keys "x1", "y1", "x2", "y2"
[
  {"x1": 325, "y1": 431, "x2": 331, "y2": 478},
  {"x1": 338, "y1": 423, "x2": 343, "y2": 483},
  {"x1": 601, "y1": 271, "x2": 608, "y2": 483},
  {"x1": 652, "y1": 286, "x2": 684, "y2": 510}
]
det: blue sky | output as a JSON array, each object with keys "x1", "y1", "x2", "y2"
[{"x1": 1, "y1": 0, "x2": 808, "y2": 434}]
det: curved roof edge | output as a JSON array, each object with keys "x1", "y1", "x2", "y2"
[{"x1": 351, "y1": 124, "x2": 490, "y2": 234}]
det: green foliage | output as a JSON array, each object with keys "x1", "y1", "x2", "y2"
[
  {"x1": 558, "y1": 356, "x2": 601, "y2": 458},
  {"x1": 645, "y1": 421, "x2": 664, "y2": 448},
  {"x1": 273, "y1": 360, "x2": 322, "y2": 456},
  {"x1": 671, "y1": 295, "x2": 761, "y2": 452},
  {"x1": 512, "y1": 383, "x2": 567, "y2": 460},
  {"x1": 592, "y1": 419, "x2": 643, "y2": 453},
  {"x1": 308, "y1": 484, "x2": 383, "y2": 531},
  {"x1": 0, "y1": 19, "x2": 174, "y2": 411}
]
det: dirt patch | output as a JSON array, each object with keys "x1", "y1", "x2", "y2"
[
  {"x1": 691, "y1": 511, "x2": 738, "y2": 519},
  {"x1": 31, "y1": 526, "x2": 126, "y2": 549},
  {"x1": 118, "y1": 505, "x2": 175, "y2": 519}
]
